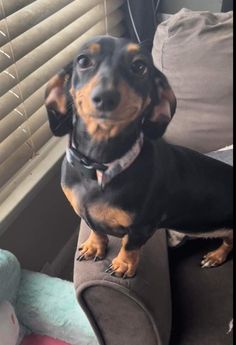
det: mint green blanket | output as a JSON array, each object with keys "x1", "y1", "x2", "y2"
[{"x1": 0, "y1": 249, "x2": 97, "y2": 345}]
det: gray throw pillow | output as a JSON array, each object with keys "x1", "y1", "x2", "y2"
[{"x1": 152, "y1": 9, "x2": 233, "y2": 153}]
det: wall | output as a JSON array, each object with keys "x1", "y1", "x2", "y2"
[
  {"x1": 160, "y1": 0, "x2": 224, "y2": 14},
  {"x1": 0, "y1": 168, "x2": 78, "y2": 272}
]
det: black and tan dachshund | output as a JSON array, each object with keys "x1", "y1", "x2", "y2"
[{"x1": 45, "y1": 36, "x2": 233, "y2": 278}]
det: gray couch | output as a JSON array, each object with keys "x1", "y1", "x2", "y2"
[
  {"x1": 74, "y1": 222, "x2": 171, "y2": 345},
  {"x1": 73, "y1": 9, "x2": 233, "y2": 345}
]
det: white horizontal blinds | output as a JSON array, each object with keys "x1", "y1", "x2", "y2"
[
  {"x1": 0, "y1": 123, "x2": 52, "y2": 190},
  {"x1": 0, "y1": 0, "x2": 36, "y2": 19},
  {"x1": 0, "y1": 0, "x2": 101, "y2": 71},
  {"x1": 0, "y1": 0, "x2": 124, "y2": 97},
  {"x1": 0, "y1": 0, "x2": 75, "y2": 45},
  {"x1": 0, "y1": 85, "x2": 51, "y2": 142},
  {"x1": 0, "y1": 0, "x2": 125, "y2": 190}
]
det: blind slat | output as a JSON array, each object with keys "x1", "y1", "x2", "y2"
[
  {"x1": 0, "y1": 105, "x2": 29, "y2": 142},
  {"x1": 0, "y1": 9, "x2": 123, "y2": 119},
  {"x1": 0, "y1": 0, "x2": 75, "y2": 45},
  {"x1": 0, "y1": 122, "x2": 51, "y2": 189},
  {"x1": 0, "y1": 0, "x2": 36, "y2": 20},
  {"x1": 0, "y1": 0, "x2": 102, "y2": 72},
  {"x1": 0, "y1": 0, "x2": 123, "y2": 96},
  {"x1": 0, "y1": 136, "x2": 66, "y2": 208},
  {"x1": 0, "y1": 106, "x2": 47, "y2": 164},
  {"x1": 0, "y1": 4, "x2": 8, "y2": 46},
  {"x1": 0, "y1": 84, "x2": 48, "y2": 141}
]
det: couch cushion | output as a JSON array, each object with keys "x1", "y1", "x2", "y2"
[
  {"x1": 169, "y1": 239, "x2": 233, "y2": 345},
  {"x1": 152, "y1": 9, "x2": 233, "y2": 153}
]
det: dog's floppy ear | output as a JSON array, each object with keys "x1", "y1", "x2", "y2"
[
  {"x1": 143, "y1": 67, "x2": 177, "y2": 139},
  {"x1": 45, "y1": 62, "x2": 73, "y2": 136}
]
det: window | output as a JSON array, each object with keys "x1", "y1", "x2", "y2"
[{"x1": 0, "y1": 0, "x2": 125, "y2": 232}]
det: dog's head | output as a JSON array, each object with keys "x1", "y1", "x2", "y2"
[{"x1": 45, "y1": 36, "x2": 176, "y2": 140}]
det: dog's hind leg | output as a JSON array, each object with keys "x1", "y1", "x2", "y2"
[{"x1": 201, "y1": 230, "x2": 233, "y2": 268}]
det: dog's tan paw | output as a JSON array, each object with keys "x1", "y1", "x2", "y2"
[
  {"x1": 201, "y1": 239, "x2": 233, "y2": 268},
  {"x1": 201, "y1": 250, "x2": 228, "y2": 268},
  {"x1": 106, "y1": 257, "x2": 136, "y2": 278},
  {"x1": 77, "y1": 232, "x2": 108, "y2": 261},
  {"x1": 105, "y1": 249, "x2": 139, "y2": 278}
]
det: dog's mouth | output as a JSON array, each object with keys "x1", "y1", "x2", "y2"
[
  {"x1": 89, "y1": 108, "x2": 141, "y2": 123},
  {"x1": 77, "y1": 99, "x2": 142, "y2": 124}
]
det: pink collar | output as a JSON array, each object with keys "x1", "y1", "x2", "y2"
[{"x1": 96, "y1": 133, "x2": 144, "y2": 188}]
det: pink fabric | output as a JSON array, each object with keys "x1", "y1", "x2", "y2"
[{"x1": 20, "y1": 334, "x2": 72, "y2": 345}]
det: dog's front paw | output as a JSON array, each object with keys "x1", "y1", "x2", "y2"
[
  {"x1": 77, "y1": 232, "x2": 108, "y2": 261},
  {"x1": 106, "y1": 257, "x2": 136, "y2": 278},
  {"x1": 105, "y1": 250, "x2": 139, "y2": 279}
]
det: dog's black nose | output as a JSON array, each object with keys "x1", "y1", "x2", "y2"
[{"x1": 92, "y1": 89, "x2": 120, "y2": 111}]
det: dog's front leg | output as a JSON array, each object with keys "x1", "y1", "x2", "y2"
[
  {"x1": 106, "y1": 235, "x2": 140, "y2": 278},
  {"x1": 77, "y1": 230, "x2": 109, "y2": 262},
  {"x1": 106, "y1": 228, "x2": 155, "y2": 278}
]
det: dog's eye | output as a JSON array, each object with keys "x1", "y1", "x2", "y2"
[
  {"x1": 77, "y1": 55, "x2": 93, "y2": 69},
  {"x1": 130, "y1": 60, "x2": 147, "y2": 76}
]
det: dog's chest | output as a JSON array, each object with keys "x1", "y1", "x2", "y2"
[
  {"x1": 85, "y1": 199, "x2": 134, "y2": 236},
  {"x1": 63, "y1": 180, "x2": 134, "y2": 235}
]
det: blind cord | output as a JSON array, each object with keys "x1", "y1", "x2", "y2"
[
  {"x1": 127, "y1": 0, "x2": 161, "y2": 44},
  {"x1": 127, "y1": 0, "x2": 141, "y2": 43}
]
